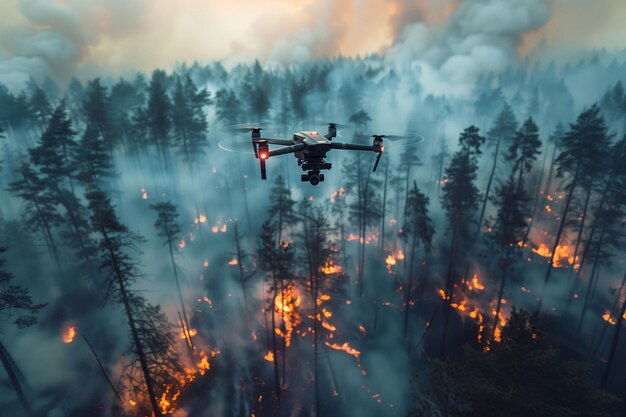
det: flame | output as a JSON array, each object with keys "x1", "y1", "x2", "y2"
[
  {"x1": 322, "y1": 259, "x2": 342, "y2": 275},
  {"x1": 274, "y1": 284, "x2": 301, "y2": 347},
  {"x1": 264, "y1": 351, "x2": 275, "y2": 362},
  {"x1": 211, "y1": 226, "x2": 218, "y2": 233},
  {"x1": 62, "y1": 326, "x2": 76, "y2": 343},
  {"x1": 228, "y1": 257, "x2": 238, "y2": 265},
  {"x1": 180, "y1": 328, "x2": 198, "y2": 339},
  {"x1": 325, "y1": 341, "x2": 360, "y2": 359},
  {"x1": 203, "y1": 259, "x2": 209, "y2": 267},
  {"x1": 140, "y1": 188, "x2": 148, "y2": 200},
  {"x1": 221, "y1": 224, "x2": 227, "y2": 233},
  {"x1": 178, "y1": 238, "x2": 186, "y2": 249}
]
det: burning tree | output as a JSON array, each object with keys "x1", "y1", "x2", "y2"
[
  {"x1": 86, "y1": 189, "x2": 183, "y2": 416},
  {"x1": 409, "y1": 309, "x2": 621, "y2": 417},
  {"x1": 440, "y1": 126, "x2": 484, "y2": 355},
  {"x1": 486, "y1": 176, "x2": 530, "y2": 341},
  {"x1": 539, "y1": 104, "x2": 612, "y2": 309},
  {"x1": 257, "y1": 219, "x2": 296, "y2": 401}
]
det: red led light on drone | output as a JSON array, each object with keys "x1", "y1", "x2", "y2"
[{"x1": 260, "y1": 152, "x2": 268, "y2": 159}]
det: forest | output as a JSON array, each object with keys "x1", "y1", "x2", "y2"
[{"x1": 1, "y1": 50, "x2": 626, "y2": 417}]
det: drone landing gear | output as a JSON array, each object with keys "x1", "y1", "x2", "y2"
[{"x1": 301, "y1": 170, "x2": 324, "y2": 186}]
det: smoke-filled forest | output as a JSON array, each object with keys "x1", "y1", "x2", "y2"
[{"x1": 3, "y1": 1, "x2": 626, "y2": 417}]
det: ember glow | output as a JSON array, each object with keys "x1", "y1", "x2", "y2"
[{"x1": 62, "y1": 326, "x2": 76, "y2": 343}]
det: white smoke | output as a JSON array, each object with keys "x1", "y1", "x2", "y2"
[
  {"x1": 0, "y1": 0, "x2": 146, "y2": 91},
  {"x1": 385, "y1": 0, "x2": 550, "y2": 96}
]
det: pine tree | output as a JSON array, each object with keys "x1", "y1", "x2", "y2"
[
  {"x1": 147, "y1": 70, "x2": 173, "y2": 166},
  {"x1": 171, "y1": 76, "x2": 211, "y2": 171},
  {"x1": 29, "y1": 103, "x2": 92, "y2": 259},
  {"x1": 8, "y1": 162, "x2": 63, "y2": 268},
  {"x1": 215, "y1": 88, "x2": 241, "y2": 126},
  {"x1": 83, "y1": 78, "x2": 116, "y2": 155},
  {"x1": 402, "y1": 182, "x2": 433, "y2": 338},
  {"x1": 150, "y1": 202, "x2": 194, "y2": 352},
  {"x1": 257, "y1": 220, "x2": 295, "y2": 401},
  {"x1": 476, "y1": 104, "x2": 518, "y2": 237},
  {"x1": 539, "y1": 104, "x2": 612, "y2": 310},
  {"x1": 488, "y1": 176, "x2": 529, "y2": 340},
  {"x1": 0, "y1": 246, "x2": 45, "y2": 417},
  {"x1": 73, "y1": 124, "x2": 113, "y2": 187},
  {"x1": 507, "y1": 117, "x2": 542, "y2": 192},
  {"x1": 440, "y1": 126, "x2": 484, "y2": 355},
  {"x1": 268, "y1": 175, "x2": 296, "y2": 246},
  {"x1": 28, "y1": 87, "x2": 52, "y2": 131},
  {"x1": 342, "y1": 150, "x2": 382, "y2": 296},
  {"x1": 86, "y1": 189, "x2": 176, "y2": 417}
]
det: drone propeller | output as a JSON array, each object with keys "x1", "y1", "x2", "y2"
[
  {"x1": 372, "y1": 133, "x2": 425, "y2": 142},
  {"x1": 223, "y1": 122, "x2": 287, "y2": 133},
  {"x1": 297, "y1": 120, "x2": 351, "y2": 129}
]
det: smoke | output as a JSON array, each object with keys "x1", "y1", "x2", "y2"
[
  {"x1": 0, "y1": 0, "x2": 146, "y2": 90},
  {"x1": 385, "y1": 0, "x2": 550, "y2": 96}
]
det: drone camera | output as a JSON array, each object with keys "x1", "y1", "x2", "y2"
[{"x1": 301, "y1": 171, "x2": 324, "y2": 186}]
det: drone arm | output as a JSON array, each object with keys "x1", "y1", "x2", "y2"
[
  {"x1": 330, "y1": 142, "x2": 377, "y2": 152},
  {"x1": 268, "y1": 143, "x2": 306, "y2": 157},
  {"x1": 255, "y1": 138, "x2": 293, "y2": 146}
]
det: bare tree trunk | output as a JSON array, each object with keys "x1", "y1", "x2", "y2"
[
  {"x1": 0, "y1": 340, "x2": 36, "y2": 417},
  {"x1": 601, "y1": 271, "x2": 626, "y2": 388},
  {"x1": 82, "y1": 335, "x2": 125, "y2": 405},
  {"x1": 476, "y1": 136, "x2": 502, "y2": 238},
  {"x1": 403, "y1": 232, "x2": 417, "y2": 338},
  {"x1": 440, "y1": 213, "x2": 460, "y2": 357}
]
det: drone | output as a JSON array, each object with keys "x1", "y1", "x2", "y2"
[{"x1": 223, "y1": 122, "x2": 414, "y2": 186}]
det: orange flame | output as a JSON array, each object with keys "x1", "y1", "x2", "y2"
[
  {"x1": 325, "y1": 341, "x2": 360, "y2": 359},
  {"x1": 62, "y1": 326, "x2": 76, "y2": 343}
]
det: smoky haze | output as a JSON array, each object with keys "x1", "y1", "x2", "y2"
[{"x1": 1, "y1": 1, "x2": 626, "y2": 417}]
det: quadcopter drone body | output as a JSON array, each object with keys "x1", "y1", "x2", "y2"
[{"x1": 242, "y1": 123, "x2": 386, "y2": 185}]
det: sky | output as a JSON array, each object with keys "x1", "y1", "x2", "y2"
[{"x1": 0, "y1": 0, "x2": 625, "y2": 89}]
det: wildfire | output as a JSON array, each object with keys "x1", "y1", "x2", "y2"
[
  {"x1": 180, "y1": 328, "x2": 198, "y2": 339},
  {"x1": 532, "y1": 243, "x2": 579, "y2": 268},
  {"x1": 274, "y1": 284, "x2": 301, "y2": 347},
  {"x1": 325, "y1": 341, "x2": 360, "y2": 359},
  {"x1": 194, "y1": 214, "x2": 207, "y2": 224},
  {"x1": 62, "y1": 326, "x2": 76, "y2": 343},
  {"x1": 178, "y1": 238, "x2": 186, "y2": 249},
  {"x1": 211, "y1": 223, "x2": 228, "y2": 233},
  {"x1": 140, "y1": 188, "x2": 148, "y2": 200},
  {"x1": 264, "y1": 351, "x2": 275, "y2": 362},
  {"x1": 321, "y1": 259, "x2": 342, "y2": 275},
  {"x1": 228, "y1": 257, "x2": 238, "y2": 265},
  {"x1": 603, "y1": 310, "x2": 626, "y2": 325}
]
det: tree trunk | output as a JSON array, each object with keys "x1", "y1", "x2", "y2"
[
  {"x1": 577, "y1": 228, "x2": 606, "y2": 334},
  {"x1": 538, "y1": 162, "x2": 581, "y2": 312},
  {"x1": 601, "y1": 271, "x2": 626, "y2": 388},
  {"x1": 0, "y1": 340, "x2": 36, "y2": 417},
  {"x1": 270, "y1": 273, "x2": 282, "y2": 401},
  {"x1": 440, "y1": 212, "x2": 460, "y2": 357},
  {"x1": 476, "y1": 136, "x2": 502, "y2": 238},
  {"x1": 102, "y1": 229, "x2": 162, "y2": 417},
  {"x1": 403, "y1": 231, "x2": 417, "y2": 338}
]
